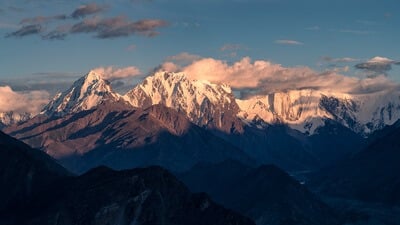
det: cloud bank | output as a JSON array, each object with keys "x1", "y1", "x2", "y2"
[
  {"x1": 71, "y1": 16, "x2": 167, "y2": 38},
  {"x1": 0, "y1": 86, "x2": 49, "y2": 114},
  {"x1": 159, "y1": 56, "x2": 398, "y2": 97},
  {"x1": 5, "y1": 3, "x2": 167, "y2": 40}
]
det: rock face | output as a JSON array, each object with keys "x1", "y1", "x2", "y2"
[
  {"x1": 310, "y1": 121, "x2": 400, "y2": 206},
  {"x1": 178, "y1": 160, "x2": 340, "y2": 225},
  {"x1": 0, "y1": 132, "x2": 255, "y2": 225},
  {"x1": 6, "y1": 101, "x2": 252, "y2": 174}
]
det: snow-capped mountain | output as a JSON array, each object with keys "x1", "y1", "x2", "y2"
[
  {"x1": 4, "y1": 70, "x2": 400, "y2": 137},
  {"x1": 124, "y1": 71, "x2": 242, "y2": 132},
  {"x1": 122, "y1": 71, "x2": 400, "y2": 135},
  {"x1": 237, "y1": 89, "x2": 400, "y2": 135},
  {"x1": 41, "y1": 70, "x2": 121, "y2": 116},
  {"x1": 0, "y1": 111, "x2": 31, "y2": 128}
]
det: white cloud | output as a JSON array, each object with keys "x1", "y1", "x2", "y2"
[
  {"x1": 157, "y1": 62, "x2": 182, "y2": 73},
  {"x1": 275, "y1": 39, "x2": 303, "y2": 45},
  {"x1": 306, "y1": 26, "x2": 320, "y2": 31},
  {"x1": 92, "y1": 66, "x2": 141, "y2": 81},
  {"x1": 0, "y1": 86, "x2": 50, "y2": 113}
]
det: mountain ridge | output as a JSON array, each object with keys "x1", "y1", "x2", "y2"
[{"x1": 3, "y1": 70, "x2": 400, "y2": 137}]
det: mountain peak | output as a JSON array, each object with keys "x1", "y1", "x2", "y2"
[
  {"x1": 41, "y1": 71, "x2": 121, "y2": 116},
  {"x1": 124, "y1": 71, "x2": 240, "y2": 131},
  {"x1": 84, "y1": 70, "x2": 101, "y2": 81}
]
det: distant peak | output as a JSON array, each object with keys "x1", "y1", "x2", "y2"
[{"x1": 41, "y1": 70, "x2": 120, "y2": 116}]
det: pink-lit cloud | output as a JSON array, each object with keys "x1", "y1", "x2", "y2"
[
  {"x1": 159, "y1": 56, "x2": 398, "y2": 96},
  {"x1": 0, "y1": 86, "x2": 50, "y2": 114},
  {"x1": 92, "y1": 66, "x2": 141, "y2": 81}
]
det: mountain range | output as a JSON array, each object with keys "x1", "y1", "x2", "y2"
[
  {"x1": 4, "y1": 70, "x2": 397, "y2": 172},
  {"x1": 2, "y1": 69, "x2": 400, "y2": 225}
]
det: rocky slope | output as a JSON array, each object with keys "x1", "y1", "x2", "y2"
[{"x1": 6, "y1": 100, "x2": 252, "y2": 174}]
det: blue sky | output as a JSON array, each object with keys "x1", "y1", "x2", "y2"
[{"x1": 0, "y1": 0, "x2": 399, "y2": 95}]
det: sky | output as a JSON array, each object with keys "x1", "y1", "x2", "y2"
[{"x1": 0, "y1": 0, "x2": 400, "y2": 113}]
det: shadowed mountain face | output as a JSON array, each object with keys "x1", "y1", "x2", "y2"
[
  {"x1": 0, "y1": 131, "x2": 255, "y2": 225},
  {"x1": 306, "y1": 119, "x2": 366, "y2": 166},
  {"x1": 177, "y1": 160, "x2": 340, "y2": 225},
  {"x1": 0, "y1": 131, "x2": 69, "y2": 212},
  {"x1": 310, "y1": 121, "x2": 400, "y2": 206},
  {"x1": 6, "y1": 101, "x2": 253, "y2": 174}
]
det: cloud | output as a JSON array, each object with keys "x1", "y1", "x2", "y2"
[
  {"x1": 0, "y1": 72, "x2": 82, "y2": 96},
  {"x1": 41, "y1": 24, "x2": 70, "y2": 40},
  {"x1": 6, "y1": 24, "x2": 42, "y2": 37},
  {"x1": 156, "y1": 62, "x2": 181, "y2": 73},
  {"x1": 70, "y1": 16, "x2": 168, "y2": 38},
  {"x1": 355, "y1": 56, "x2": 400, "y2": 77},
  {"x1": 6, "y1": 2, "x2": 167, "y2": 40},
  {"x1": 338, "y1": 29, "x2": 372, "y2": 35},
  {"x1": 71, "y1": 3, "x2": 108, "y2": 19},
  {"x1": 158, "y1": 57, "x2": 398, "y2": 97},
  {"x1": 0, "y1": 86, "x2": 50, "y2": 114},
  {"x1": 275, "y1": 39, "x2": 303, "y2": 45},
  {"x1": 42, "y1": 30, "x2": 67, "y2": 40},
  {"x1": 322, "y1": 56, "x2": 359, "y2": 63},
  {"x1": 20, "y1": 14, "x2": 67, "y2": 25},
  {"x1": 166, "y1": 52, "x2": 201, "y2": 65},
  {"x1": 91, "y1": 66, "x2": 141, "y2": 81}
]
